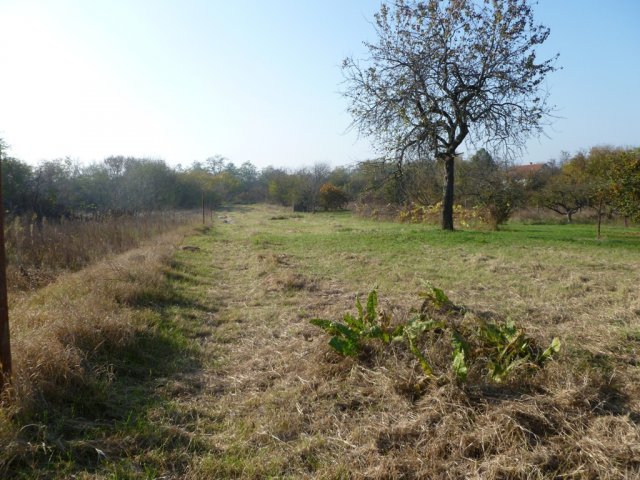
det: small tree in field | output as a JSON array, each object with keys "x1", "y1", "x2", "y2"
[
  {"x1": 319, "y1": 182, "x2": 349, "y2": 210},
  {"x1": 342, "y1": 0, "x2": 558, "y2": 230},
  {"x1": 609, "y1": 148, "x2": 640, "y2": 223},
  {"x1": 459, "y1": 149, "x2": 522, "y2": 229},
  {"x1": 540, "y1": 155, "x2": 590, "y2": 224}
]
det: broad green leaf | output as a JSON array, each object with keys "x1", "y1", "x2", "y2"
[
  {"x1": 365, "y1": 325, "x2": 384, "y2": 340},
  {"x1": 539, "y1": 337, "x2": 561, "y2": 363},
  {"x1": 343, "y1": 312, "x2": 364, "y2": 330},
  {"x1": 329, "y1": 336, "x2": 359, "y2": 356},
  {"x1": 390, "y1": 325, "x2": 405, "y2": 339},
  {"x1": 499, "y1": 332, "x2": 527, "y2": 362},
  {"x1": 452, "y1": 349, "x2": 467, "y2": 381},
  {"x1": 431, "y1": 286, "x2": 450, "y2": 307},
  {"x1": 366, "y1": 289, "x2": 378, "y2": 324},
  {"x1": 311, "y1": 318, "x2": 340, "y2": 335},
  {"x1": 451, "y1": 330, "x2": 469, "y2": 381},
  {"x1": 310, "y1": 319, "x2": 359, "y2": 341},
  {"x1": 489, "y1": 356, "x2": 529, "y2": 382},
  {"x1": 310, "y1": 318, "x2": 333, "y2": 331},
  {"x1": 451, "y1": 330, "x2": 470, "y2": 357},
  {"x1": 479, "y1": 322, "x2": 504, "y2": 346},
  {"x1": 355, "y1": 294, "x2": 364, "y2": 321},
  {"x1": 406, "y1": 319, "x2": 444, "y2": 339},
  {"x1": 504, "y1": 319, "x2": 518, "y2": 339},
  {"x1": 408, "y1": 337, "x2": 433, "y2": 376},
  {"x1": 332, "y1": 322, "x2": 359, "y2": 341}
]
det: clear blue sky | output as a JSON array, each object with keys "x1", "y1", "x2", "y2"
[{"x1": 0, "y1": 0, "x2": 638, "y2": 170}]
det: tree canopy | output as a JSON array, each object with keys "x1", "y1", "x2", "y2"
[{"x1": 342, "y1": 0, "x2": 558, "y2": 229}]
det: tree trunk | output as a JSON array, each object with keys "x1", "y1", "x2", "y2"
[
  {"x1": 442, "y1": 156, "x2": 455, "y2": 230},
  {"x1": 596, "y1": 198, "x2": 603, "y2": 239},
  {"x1": 566, "y1": 211, "x2": 572, "y2": 224}
]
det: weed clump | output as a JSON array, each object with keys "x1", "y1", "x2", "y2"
[{"x1": 311, "y1": 287, "x2": 560, "y2": 385}]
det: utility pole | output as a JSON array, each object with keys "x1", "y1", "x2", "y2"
[{"x1": 0, "y1": 142, "x2": 12, "y2": 393}]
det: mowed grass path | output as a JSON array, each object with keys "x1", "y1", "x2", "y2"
[
  {"x1": 7, "y1": 205, "x2": 636, "y2": 477},
  {"x1": 162, "y1": 205, "x2": 640, "y2": 478}
]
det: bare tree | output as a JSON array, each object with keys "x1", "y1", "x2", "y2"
[{"x1": 342, "y1": 0, "x2": 558, "y2": 229}]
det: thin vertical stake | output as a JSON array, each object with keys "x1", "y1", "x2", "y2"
[
  {"x1": 202, "y1": 191, "x2": 205, "y2": 225},
  {"x1": 0, "y1": 144, "x2": 12, "y2": 392}
]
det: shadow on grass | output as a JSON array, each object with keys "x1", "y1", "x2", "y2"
[
  {"x1": 3, "y1": 277, "x2": 210, "y2": 478},
  {"x1": 121, "y1": 281, "x2": 212, "y2": 313}
]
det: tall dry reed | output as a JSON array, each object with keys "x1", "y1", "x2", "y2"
[
  {"x1": 0, "y1": 228, "x2": 187, "y2": 474},
  {"x1": 4, "y1": 211, "x2": 198, "y2": 291}
]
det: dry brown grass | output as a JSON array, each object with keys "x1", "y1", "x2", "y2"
[
  {"x1": 7, "y1": 230, "x2": 183, "y2": 395},
  {"x1": 2, "y1": 204, "x2": 638, "y2": 478},
  {"x1": 5, "y1": 211, "x2": 197, "y2": 291},
  {"x1": 0, "y1": 225, "x2": 193, "y2": 475}
]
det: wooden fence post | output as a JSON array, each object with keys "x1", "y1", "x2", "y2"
[{"x1": 0, "y1": 144, "x2": 12, "y2": 393}]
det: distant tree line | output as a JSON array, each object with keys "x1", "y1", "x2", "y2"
[
  {"x1": 0, "y1": 152, "x2": 359, "y2": 218},
  {"x1": 1, "y1": 143, "x2": 638, "y2": 228}
]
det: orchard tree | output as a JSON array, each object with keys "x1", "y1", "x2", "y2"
[
  {"x1": 265, "y1": 168, "x2": 299, "y2": 206},
  {"x1": 459, "y1": 149, "x2": 522, "y2": 229},
  {"x1": 1, "y1": 156, "x2": 32, "y2": 214},
  {"x1": 205, "y1": 155, "x2": 227, "y2": 175},
  {"x1": 342, "y1": 0, "x2": 558, "y2": 230},
  {"x1": 584, "y1": 147, "x2": 616, "y2": 237},
  {"x1": 609, "y1": 148, "x2": 640, "y2": 223},
  {"x1": 541, "y1": 158, "x2": 590, "y2": 224}
]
